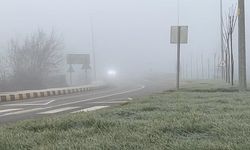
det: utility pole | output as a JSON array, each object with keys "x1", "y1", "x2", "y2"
[
  {"x1": 176, "y1": 0, "x2": 181, "y2": 89},
  {"x1": 201, "y1": 54, "x2": 204, "y2": 79},
  {"x1": 214, "y1": 53, "x2": 217, "y2": 79},
  {"x1": 190, "y1": 55, "x2": 193, "y2": 79},
  {"x1": 177, "y1": 0, "x2": 180, "y2": 25},
  {"x1": 196, "y1": 57, "x2": 199, "y2": 79},
  {"x1": 177, "y1": 26, "x2": 181, "y2": 89},
  {"x1": 238, "y1": 0, "x2": 247, "y2": 90},
  {"x1": 208, "y1": 59, "x2": 210, "y2": 79},
  {"x1": 90, "y1": 17, "x2": 97, "y2": 81}
]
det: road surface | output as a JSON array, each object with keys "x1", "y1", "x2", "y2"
[{"x1": 0, "y1": 77, "x2": 175, "y2": 125}]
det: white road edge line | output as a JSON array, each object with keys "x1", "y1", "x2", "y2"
[
  {"x1": 0, "y1": 88, "x2": 120, "y2": 107},
  {"x1": 0, "y1": 85, "x2": 145, "y2": 117},
  {"x1": 3, "y1": 100, "x2": 56, "y2": 107},
  {"x1": 90, "y1": 98, "x2": 128, "y2": 102},
  {"x1": 38, "y1": 107, "x2": 79, "y2": 115},
  {"x1": 0, "y1": 108, "x2": 44, "y2": 117},
  {"x1": 91, "y1": 101, "x2": 128, "y2": 104},
  {"x1": 0, "y1": 108, "x2": 23, "y2": 114},
  {"x1": 38, "y1": 85, "x2": 145, "y2": 110},
  {"x1": 71, "y1": 106, "x2": 109, "y2": 113}
]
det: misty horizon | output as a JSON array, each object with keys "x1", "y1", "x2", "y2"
[{"x1": 0, "y1": 0, "x2": 248, "y2": 78}]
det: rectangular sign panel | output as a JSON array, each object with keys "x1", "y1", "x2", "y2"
[
  {"x1": 67, "y1": 54, "x2": 90, "y2": 65},
  {"x1": 170, "y1": 26, "x2": 188, "y2": 44}
]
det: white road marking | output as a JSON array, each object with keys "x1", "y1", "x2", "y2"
[
  {"x1": 71, "y1": 106, "x2": 109, "y2": 113},
  {"x1": 38, "y1": 107, "x2": 79, "y2": 115},
  {"x1": 3, "y1": 100, "x2": 55, "y2": 106},
  {"x1": 0, "y1": 85, "x2": 145, "y2": 118},
  {"x1": 128, "y1": 98, "x2": 133, "y2": 100},
  {"x1": 91, "y1": 101, "x2": 128, "y2": 104},
  {"x1": 0, "y1": 88, "x2": 119, "y2": 108},
  {"x1": 0, "y1": 108, "x2": 44, "y2": 117},
  {"x1": 91, "y1": 98, "x2": 128, "y2": 102},
  {"x1": 0, "y1": 108, "x2": 22, "y2": 114},
  {"x1": 36, "y1": 85, "x2": 145, "y2": 111}
]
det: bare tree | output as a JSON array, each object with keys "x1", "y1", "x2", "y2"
[
  {"x1": 223, "y1": 15, "x2": 230, "y2": 83},
  {"x1": 0, "y1": 56, "x2": 11, "y2": 91},
  {"x1": 9, "y1": 30, "x2": 64, "y2": 90},
  {"x1": 0, "y1": 56, "x2": 9, "y2": 80},
  {"x1": 222, "y1": 5, "x2": 237, "y2": 86}
]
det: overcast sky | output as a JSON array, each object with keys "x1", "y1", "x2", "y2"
[{"x1": 0, "y1": 0, "x2": 248, "y2": 77}]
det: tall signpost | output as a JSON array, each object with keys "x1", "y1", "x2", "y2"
[
  {"x1": 177, "y1": 27, "x2": 181, "y2": 89},
  {"x1": 238, "y1": 0, "x2": 247, "y2": 90},
  {"x1": 171, "y1": 26, "x2": 188, "y2": 90},
  {"x1": 90, "y1": 17, "x2": 97, "y2": 81}
]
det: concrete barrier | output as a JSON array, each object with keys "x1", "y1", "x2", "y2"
[{"x1": 0, "y1": 82, "x2": 106, "y2": 102}]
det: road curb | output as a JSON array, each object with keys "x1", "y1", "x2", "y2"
[{"x1": 0, "y1": 83, "x2": 106, "y2": 102}]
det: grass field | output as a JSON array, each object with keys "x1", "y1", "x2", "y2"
[{"x1": 1, "y1": 81, "x2": 250, "y2": 150}]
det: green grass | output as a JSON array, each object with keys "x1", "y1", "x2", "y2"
[{"x1": 1, "y1": 81, "x2": 250, "y2": 150}]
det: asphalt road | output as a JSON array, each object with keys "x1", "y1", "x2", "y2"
[{"x1": 0, "y1": 77, "x2": 175, "y2": 125}]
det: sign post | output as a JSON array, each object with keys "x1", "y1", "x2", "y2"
[
  {"x1": 67, "y1": 54, "x2": 91, "y2": 85},
  {"x1": 67, "y1": 64, "x2": 75, "y2": 85},
  {"x1": 177, "y1": 26, "x2": 181, "y2": 89},
  {"x1": 171, "y1": 26, "x2": 188, "y2": 90}
]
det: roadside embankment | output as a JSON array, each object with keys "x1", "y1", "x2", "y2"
[{"x1": 1, "y1": 81, "x2": 250, "y2": 150}]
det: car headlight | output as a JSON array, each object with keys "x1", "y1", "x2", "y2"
[{"x1": 107, "y1": 69, "x2": 117, "y2": 77}]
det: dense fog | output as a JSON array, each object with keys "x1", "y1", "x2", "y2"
[{"x1": 0, "y1": 0, "x2": 248, "y2": 89}]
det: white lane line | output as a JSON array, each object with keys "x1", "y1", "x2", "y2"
[
  {"x1": 3, "y1": 100, "x2": 55, "y2": 106},
  {"x1": 71, "y1": 106, "x2": 109, "y2": 113},
  {"x1": 0, "y1": 108, "x2": 44, "y2": 117},
  {"x1": 91, "y1": 101, "x2": 128, "y2": 104},
  {"x1": 0, "y1": 108, "x2": 23, "y2": 114},
  {"x1": 37, "y1": 85, "x2": 145, "y2": 110},
  {"x1": 90, "y1": 97, "x2": 132, "y2": 103},
  {"x1": 0, "y1": 86, "x2": 145, "y2": 118},
  {"x1": 0, "y1": 88, "x2": 119, "y2": 108},
  {"x1": 91, "y1": 98, "x2": 128, "y2": 102},
  {"x1": 38, "y1": 107, "x2": 79, "y2": 115}
]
